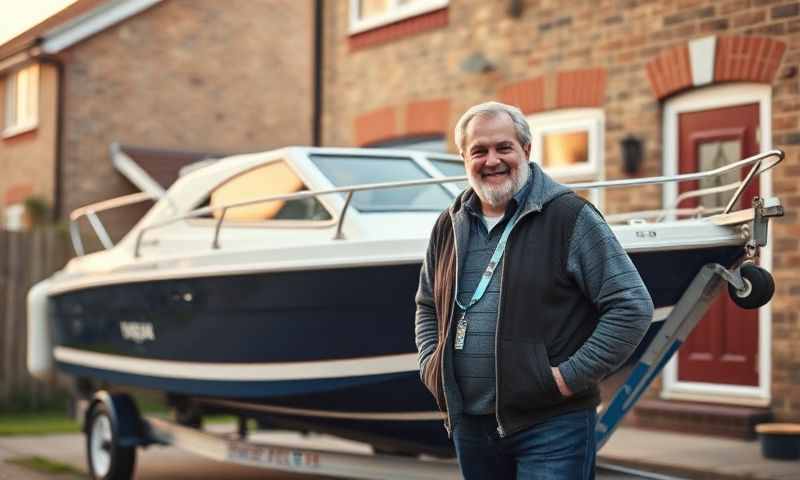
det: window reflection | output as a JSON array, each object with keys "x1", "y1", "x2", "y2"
[
  {"x1": 358, "y1": 0, "x2": 432, "y2": 19},
  {"x1": 207, "y1": 161, "x2": 331, "y2": 222},
  {"x1": 542, "y1": 130, "x2": 589, "y2": 169},
  {"x1": 430, "y1": 159, "x2": 468, "y2": 190},
  {"x1": 359, "y1": 0, "x2": 391, "y2": 18},
  {"x1": 311, "y1": 155, "x2": 453, "y2": 212}
]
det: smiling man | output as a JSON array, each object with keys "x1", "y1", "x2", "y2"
[{"x1": 414, "y1": 101, "x2": 653, "y2": 479}]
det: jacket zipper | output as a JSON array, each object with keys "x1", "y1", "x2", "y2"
[{"x1": 494, "y1": 207, "x2": 538, "y2": 438}]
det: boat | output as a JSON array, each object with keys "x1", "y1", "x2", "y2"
[{"x1": 26, "y1": 147, "x2": 784, "y2": 468}]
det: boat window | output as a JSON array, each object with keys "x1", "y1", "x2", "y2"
[
  {"x1": 203, "y1": 161, "x2": 331, "y2": 222},
  {"x1": 429, "y1": 157, "x2": 468, "y2": 190},
  {"x1": 309, "y1": 154, "x2": 453, "y2": 212}
]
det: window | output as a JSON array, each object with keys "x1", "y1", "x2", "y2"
[
  {"x1": 204, "y1": 161, "x2": 331, "y2": 223},
  {"x1": 697, "y1": 140, "x2": 742, "y2": 210},
  {"x1": 527, "y1": 109, "x2": 605, "y2": 207},
  {"x1": 350, "y1": 0, "x2": 448, "y2": 33},
  {"x1": 310, "y1": 154, "x2": 454, "y2": 212},
  {"x1": 429, "y1": 157, "x2": 468, "y2": 190},
  {"x1": 3, "y1": 64, "x2": 39, "y2": 136}
]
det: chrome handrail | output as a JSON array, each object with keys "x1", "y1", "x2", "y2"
[
  {"x1": 133, "y1": 175, "x2": 466, "y2": 256},
  {"x1": 566, "y1": 149, "x2": 782, "y2": 191},
  {"x1": 606, "y1": 207, "x2": 725, "y2": 225},
  {"x1": 69, "y1": 191, "x2": 156, "y2": 256},
  {"x1": 104, "y1": 149, "x2": 782, "y2": 258}
]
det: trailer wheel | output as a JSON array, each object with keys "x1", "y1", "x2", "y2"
[
  {"x1": 86, "y1": 403, "x2": 136, "y2": 480},
  {"x1": 728, "y1": 264, "x2": 774, "y2": 309}
]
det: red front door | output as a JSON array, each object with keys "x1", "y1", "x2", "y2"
[{"x1": 676, "y1": 103, "x2": 760, "y2": 387}]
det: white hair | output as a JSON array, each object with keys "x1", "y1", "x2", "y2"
[{"x1": 454, "y1": 101, "x2": 532, "y2": 152}]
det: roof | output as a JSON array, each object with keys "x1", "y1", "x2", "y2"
[
  {"x1": 0, "y1": 0, "x2": 162, "y2": 61},
  {"x1": 0, "y1": 0, "x2": 106, "y2": 59}
]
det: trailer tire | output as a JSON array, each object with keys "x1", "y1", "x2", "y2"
[
  {"x1": 728, "y1": 264, "x2": 774, "y2": 309},
  {"x1": 86, "y1": 403, "x2": 136, "y2": 480}
]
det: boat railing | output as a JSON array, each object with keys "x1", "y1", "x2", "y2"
[
  {"x1": 604, "y1": 182, "x2": 740, "y2": 224},
  {"x1": 67, "y1": 149, "x2": 783, "y2": 258},
  {"x1": 69, "y1": 192, "x2": 157, "y2": 256}
]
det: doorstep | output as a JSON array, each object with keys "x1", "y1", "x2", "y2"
[{"x1": 631, "y1": 399, "x2": 773, "y2": 440}]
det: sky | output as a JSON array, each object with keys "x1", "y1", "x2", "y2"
[{"x1": 0, "y1": 0, "x2": 78, "y2": 45}]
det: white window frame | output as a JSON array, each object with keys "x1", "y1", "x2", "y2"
[
  {"x1": 661, "y1": 83, "x2": 772, "y2": 406},
  {"x1": 349, "y1": 0, "x2": 448, "y2": 34},
  {"x1": 3, "y1": 64, "x2": 39, "y2": 138},
  {"x1": 527, "y1": 108, "x2": 605, "y2": 208}
]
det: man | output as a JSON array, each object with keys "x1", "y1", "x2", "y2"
[{"x1": 414, "y1": 101, "x2": 653, "y2": 479}]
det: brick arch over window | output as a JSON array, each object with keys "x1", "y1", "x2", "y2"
[
  {"x1": 646, "y1": 35, "x2": 787, "y2": 100},
  {"x1": 354, "y1": 99, "x2": 450, "y2": 146},
  {"x1": 498, "y1": 68, "x2": 607, "y2": 114}
]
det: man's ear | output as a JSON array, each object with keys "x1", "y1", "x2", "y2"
[{"x1": 523, "y1": 143, "x2": 531, "y2": 159}]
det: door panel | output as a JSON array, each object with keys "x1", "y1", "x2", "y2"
[{"x1": 676, "y1": 103, "x2": 759, "y2": 387}]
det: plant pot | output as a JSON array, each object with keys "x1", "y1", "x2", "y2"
[{"x1": 756, "y1": 423, "x2": 800, "y2": 461}]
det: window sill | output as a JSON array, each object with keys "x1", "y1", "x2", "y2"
[{"x1": 2, "y1": 123, "x2": 38, "y2": 139}]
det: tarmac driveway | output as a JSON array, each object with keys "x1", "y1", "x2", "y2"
[
  {"x1": 0, "y1": 429, "x2": 674, "y2": 480},
  {"x1": 0, "y1": 431, "x2": 329, "y2": 480}
]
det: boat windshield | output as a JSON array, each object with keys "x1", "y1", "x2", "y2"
[
  {"x1": 429, "y1": 156, "x2": 468, "y2": 190},
  {"x1": 310, "y1": 154, "x2": 455, "y2": 212}
]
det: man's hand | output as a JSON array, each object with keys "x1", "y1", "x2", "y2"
[{"x1": 551, "y1": 366, "x2": 573, "y2": 397}]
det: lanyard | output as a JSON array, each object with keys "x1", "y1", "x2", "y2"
[{"x1": 454, "y1": 207, "x2": 520, "y2": 350}]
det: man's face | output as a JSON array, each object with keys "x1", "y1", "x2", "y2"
[{"x1": 461, "y1": 113, "x2": 531, "y2": 211}]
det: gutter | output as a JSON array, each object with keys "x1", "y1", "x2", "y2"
[
  {"x1": 37, "y1": 53, "x2": 65, "y2": 222},
  {"x1": 312, "y1": 0, "x2": 323, "y2": 146}
]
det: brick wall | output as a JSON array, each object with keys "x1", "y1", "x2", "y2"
[
  {"x1": 0, "y1": 63, "x2": 59, "y2": 214},
  {"x1": 322, "y1": 0, "x2": 800, "y2": 421},
  {"x1": 58, "y1": 0, "x2": 313, "y2": 239}
]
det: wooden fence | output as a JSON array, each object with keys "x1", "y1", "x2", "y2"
[{"x1": 0, "y1": 228, "x2": 72, "y2": 410}]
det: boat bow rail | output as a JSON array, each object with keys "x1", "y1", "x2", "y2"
[
  {"x1": 69, "y1": 191, "x2": 157, "y2": 256},
  {"x1": 66, "y1": 149, "x2": 784, "y2": 258}
]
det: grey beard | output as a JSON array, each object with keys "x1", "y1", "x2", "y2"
[{"x1": 469, "y1": 161, "x2": 530, "y2": 209}]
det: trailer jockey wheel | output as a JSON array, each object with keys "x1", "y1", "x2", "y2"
[
  {"x1": 87, "y1": 403, "x2": 136, "y2": 480},
  {"x1": 729, "y1": 264, "x2": 774, "y2": 309}
]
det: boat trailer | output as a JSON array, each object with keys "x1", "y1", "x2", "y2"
[{"x1": 78, "y1": 196, "x2": 782, "y2": 480}]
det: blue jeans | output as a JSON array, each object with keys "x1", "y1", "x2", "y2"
[{"x1": 452, "y1": 409, "x2": 596, "y2": 480}]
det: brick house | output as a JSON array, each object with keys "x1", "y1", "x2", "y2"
[
  {"x1": 0, "y1": 0, "x2": 314, "y2": 240},
  {"x1": 320, "y1": 0, "x2": 800, "y2": 435}
]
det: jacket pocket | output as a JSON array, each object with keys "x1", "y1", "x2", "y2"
[
  {"x1": 420, "y1": 344, "x2": 447, "y2": 411},
  {"x1": 503, "y1": 339, "x2": 562, "y2": 411}
]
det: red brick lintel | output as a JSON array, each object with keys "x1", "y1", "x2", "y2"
[
  {"x1": 348, "y1": 8, "x2": 448, "y2": 52},
  {"x1": 499, "y1": 68, "x2": 607, "y2": 115},
  {"x1": 646, "y1": 35, "x2": 787, "y2": 100},
  {"x1": 354, "y1": 99, "x2": 451, "y2": 146}
]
